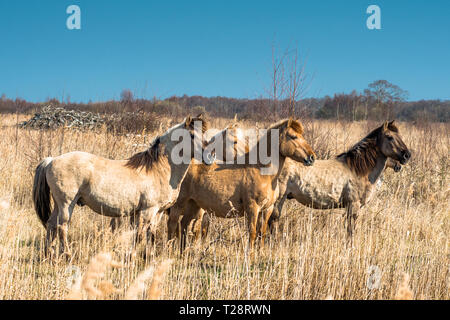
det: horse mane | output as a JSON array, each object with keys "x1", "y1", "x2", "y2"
[
  {"x1": 225, "y1": 123, "x2": 251, "y2": 155},
  {"x1": 386, "y1": 121, "x2": 399, "y2": 132},
  {"x1": 125, "y1": 137, "x2": 161, "y2": 172},
  {"x1": 125, "y1": 114, "x2": 208, "y2": 172},
  {"x1": 337, "y1": 126, "x2": 382, "y2": 176},
  {"x1": 268, "y1": 118, "x2": 304, "y2": 134},
  {"x1": 187, "y1": 114, "x2": 209, "y2": 133}
]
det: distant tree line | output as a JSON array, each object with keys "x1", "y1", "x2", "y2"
[{"x1": 0, "y1": 80, "x2": 448, "y2": 122}]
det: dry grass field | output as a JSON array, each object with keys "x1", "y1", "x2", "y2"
[{"x1": 0, "y1": 113, "x2": 448, "y2": 300}]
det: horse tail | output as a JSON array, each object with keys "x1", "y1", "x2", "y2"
[{"x1": 33, "y1": 157, "x2": 53, "y2": 227}]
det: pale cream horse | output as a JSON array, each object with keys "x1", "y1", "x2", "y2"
[
  {"x1": 167, "y1": 118, "x2": 316, "y2": 251},
  {"x1": 269, "y1": 120, "x2": 411, "y2": 241},
  {"x1": 33, "y1": 115, "x2": 209, "y2": 257}
]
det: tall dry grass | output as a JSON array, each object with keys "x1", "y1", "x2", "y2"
[{"x1": 0, "y1": 114, "x2": 448, "y2": 299}]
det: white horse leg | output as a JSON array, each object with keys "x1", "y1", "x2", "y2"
[
  {"x1": 57, "y1": 202, "x2": 75, "y2": 258},
  {"x1": 45, "y1": 199, "x2": 73, "y2": 258}
]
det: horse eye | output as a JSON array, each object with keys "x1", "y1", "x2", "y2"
[
  {"x1": 387, "y1": 136, "x2": 394, "y2": 141},
  {"x1": 288, "y1": 134, "x2": 297, "y2": 140}
]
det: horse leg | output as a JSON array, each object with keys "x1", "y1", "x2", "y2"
[
  {"x1": 258, "y1": 205, "x2": 274, "y2": 248},
  {"x1": 45, "y1": 204, "x2": 59, "y2": 258},
  {"x1": 57, "y1": 202, "x2": 75, "y2": 259},
  {"x1": 269, "y1": 195, "x2": 286, "y2": 237},
  {"x1": 179, "y1": 200, "x2": 201, "y2": 253},
  {"x1": 245, "y1": 200, "x2": 260, "y2": 250},
  {"x1": 200, "y1": 212, "x2": 210, "y2": 242},
  {"x1": 138, "y1": 208, "x2": 160, "y2": 246},
  {"x1": 167, "y1": 207, "x2": 181, "y2": 242},
  {"x1": 128, "y1": 212, "x2": 144, "y2": 244},
  {"x1": 45, "y1": 198, "x2": 74, "y2": 259},
  {"x1": 110, "y1": 217, "x2": 124, "y2": 233},
  {"x1": 129, "y1": 212, "x2": 144, "y2": 244},
  {"x1": 192, "y1": 209, "x2": 206, "y2": 242},
  {"x1": 147, "y1": 210, "x2": 164, "y2": 245},
  {"x1": 345, "y1": 202, "x2": 360, "y2": 246}
]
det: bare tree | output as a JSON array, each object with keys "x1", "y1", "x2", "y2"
[
  {"x1": 286, "y1": 46, "x2": 310, "y2": 117},
  {"x1": 364, "y1": 80, "x2": 408, "y2": 120},
  {"x1": 267, "y1": 42, "x2": 310, "y2": 118},
  {"x1": 269, "y1": 43, "x2": 287, "y2": 117},
  {"x1": 120, "y1": 89, "x2": 134, "y2": 104}
]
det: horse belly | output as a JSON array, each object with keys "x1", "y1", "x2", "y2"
[
  {"x1": 294, "y1": 182, "x2": 343, "y2": 210},
  {"x1": 81, "y1": 182, "x2": 141, "y2": 217},
  {"x1": 194, "y1": 186, "x2": 244, "y2": 218}
]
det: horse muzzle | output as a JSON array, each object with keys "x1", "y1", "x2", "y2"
[
  {"x1": 303, "y1": 154, "x2": 315, "y2": 166},
  {"x1": 203, "y1": 151, "x2": 216, "y2": 166},
  {"x1": 400, "y1": 150, "x2": 411, "y2": 165}
]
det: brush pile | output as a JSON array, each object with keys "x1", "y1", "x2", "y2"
[{"x1": 19, "y1": 105, "x2": 104, "y2": 129}]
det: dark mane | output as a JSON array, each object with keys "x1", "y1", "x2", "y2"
[
  {"x1": 125, "y1": 137, "x2": 161, "y2": 172},
  {"x1": 336, "y1": 126, "x2": 381, "y2": 176},
  {"x1": 387, "y1": 121, "x2": 399, "y2": 132},
  {"x1": 125, "y1": 114, "x2": 208, "y2": 172},
  {"x1": 188, "y1": 115, "x2": 209, "y2": 133}
]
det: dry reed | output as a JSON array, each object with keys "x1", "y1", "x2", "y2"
[{"x1": 0, "y1": 114, "x2": 448, "y2": 300}]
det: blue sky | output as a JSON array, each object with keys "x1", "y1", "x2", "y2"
[{"x1": 0, "y1": 0, "x2": 448, "y2": 102}]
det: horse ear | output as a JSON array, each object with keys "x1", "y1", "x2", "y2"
[
  {"x1": 196, "y1": 113, "x2": 204, "y2": 119},
  {"x1": 389, "y1": 120, "x2": 395, "y2": 126},
  {"x1": 185, "y1": 116, "x2": 192, "y2": 127},
  {"x1": 233, "y1": 114, "x2": 237, "y2": 123},
  {"x1": 297, "y1": 120, "x2": 304, "y2": 133},
  {"x1": 288, "y1": 117, "x2": 293, "y2": 127},
  {"x1": 383, "y1": 121, "x2": 389, "y2": 131}
]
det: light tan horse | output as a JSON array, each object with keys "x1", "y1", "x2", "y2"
[
  {"x1": 159, "y1": 119, "x2": 248, "y2": 241},
  {"x1": 167, "y1": 118, "x2": 316, "y2": 251},
  {"x1": 33, "y1": 115, "x2": 209, "y2": 257},
  {"x1": 269, "y1": 120, "x2": 411, "y2": 241}
]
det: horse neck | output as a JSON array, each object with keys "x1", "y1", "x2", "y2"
[
  {"x1": 158, "y1": 145, "x2": 191, "y2": 190},
  {"x1": 244, "y1": 128, "x2": 286, "y2": 178},
  {"x1": 368, "y1": 153, "x2": 387, "y2": 184}
]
